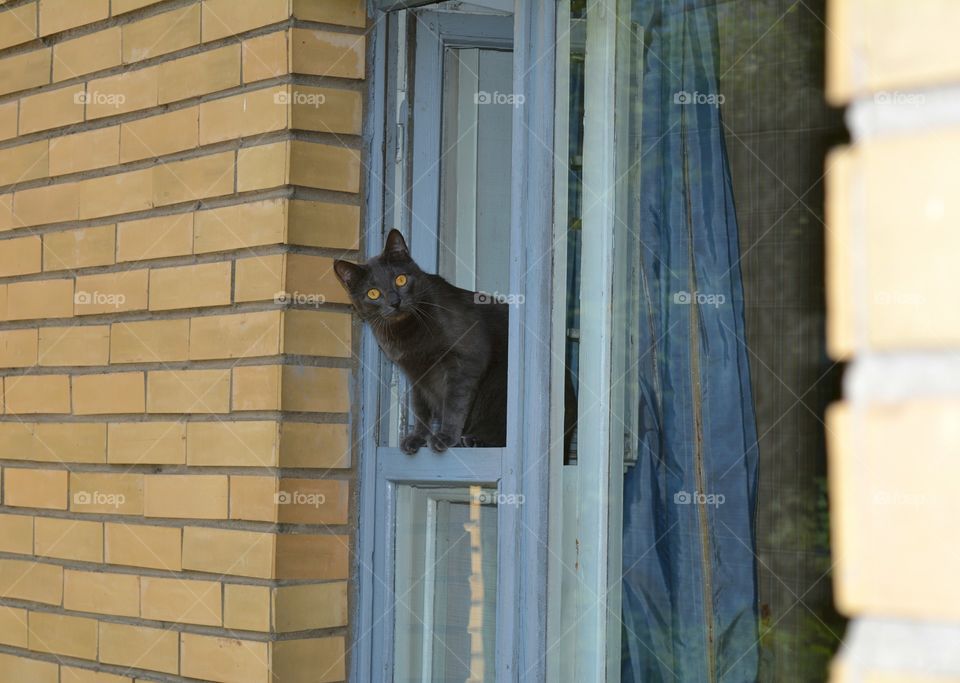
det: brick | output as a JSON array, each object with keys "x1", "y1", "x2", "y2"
[
  {"x1": 34, "y1": 517, "x2": 102, "y2": 562},
  {"x1": 231, "y1": 365, "x2": 280, "y2": 411},
  {"x1": 0, "y1": 558, "x2": 62, "y2": 604},
  {"x1": 223, "y1": 584, "x2": 271, "y2": 631},
  {"x1": 291, "y1": 28, "x2": 365, "y2": 80},
  {"x1": 193, "y1": 198, "x2": 286, "y2": 253},
  {"x1": 0, "y1": 48, "x2": 51, "y2": 97},
  {"x1": 272, "y1": 637, "x2": 345, "y2": 683},
  {"x1": 61, "y1": 666, "x2": 134, "y2": 683},
  {"x1": 284, "y1": 309, "x2": 351, "y2": 357},
  {"x1": 291, "y1": 86, "x2": 363, "y2": 135},
  {"x1": 146, "y1": 368, "x2": 231, "y2": 413},
  {"x1": 198, "y1": 87, "x2": 287, "y2": 145},
  {"x1": 75, "y1": 270, "x2": 149, "y2": 315},
  {"x1": 288, "y1": 200, "x2": 359, "y2": 250},
  {"x1": 12, "y1": 182, "x2": 79, "y2": 226},
  {"x1": 54, "y1": 26, "x2": 122, "y2": 82},
  {"x1": 274, "y1": 581, "x2": 348, "y2": 632},
  {"x1": 0, "y1": 3, "x2": 37, "y2": 51},
  {"x1": 120, "y1": 106, "x2": 199, "y2": 162},
  {"x1": 293, "y1": 0, "x2": 365, "y2": 28},
  {"x1": 48, "y1": 127, "x2": 121, "y2": 176},
  {"x1": 99, "y1": 622, "x2": 179, "y2": 675},
  {"x1": 105, "y1": 522, "x2": 181, "y2": 570},
  {"x1": 0, "y1": 514, "x2": 33, "y2": 554},
  {"x1": 290, "y1": 253, "x2": 350, "y2": 305},
  {"x1": 29, "y1": 611, "x2": 98, "y2": 659},
  {"x1": 4, "y1": 468, "x2": 64, "y2": 509},
  {"x1": 0, "y1": 235, "x2": 41, "y2": 276},
  {"x1": 282, "y1": 366, "x2": 350, "y2": 413},
  {"x1": 33, "y1": 422, "x2": 107, "y2": 463},
  {"x1": 153, "y1": 151, "x2": 234, "y2": 206},
  {"x1": 123, "y1": 3, "x2": 200, "y2": 63},
  {"x1": 87, "y1": 65, "x2": 160, "y2": 118},
  {"x1": 181, "y1": 633, "x2": 270, "y2": 683},
  {"x1": 0, "y1": 140, "x2": 48, "y2": 187},
  {"x1": 279, "y1": 422, "x2": 350, "y2": 469},
  {"x1": 141, "y1": 576, "x2": 221, "y2": 626},
  {"x1": 186, "y1": 421, "x2": 279, "y2": 467},
  {"x1": 237, "y1": 141, "x2": 288, "y2": 192},
  {"x1": 116, "y1": 212, "x2": 194, "y2": 262},
  {"x1": 277, "y1": 478, "x2": 348, "y2": 525},
  {"x1": 38, "y1": 325, "x2": 110, "y2": 366},
  {"x1": 234, "y1": 253, "x2": 284, "y2": 302},
  {"x1": 70, "y1": 472, "x2": 144, "y2": 514},
  {"x1": 111, "y1": 318, "x2": 190, "y2": 363},
  {"x1": 8, "y1": 278, "x2": 74, "y2": 321},
  {"x1": 19, "y1": 83, "x2": 85, "y2": 134},
  {"x1": 0, "y1": 423, "x2": 34, "y2": 461},
  {"x1": 0, "y1": 101, "x2": 17, "y2": 142},
  {"x1": 203, "y1": 0, "x2": 289, "y2": 42},
  {"x1": 79, "y1": 168, "x2": 154, "y2": 219},
  {"x1": 276, "y1": 534, "x2": 348, "y2": 580},
  {"x1": 145, "y1": 474, "x2": 228, "y2": 519},
  {"x1": 64, "y1": 569, "x2": 139, "y2": 617},
  {"x1": 4, "y1": 374, "x2": 70, "y2": 414},
  {"x1": 291, "y1": 140, "x2": 361, "y2": 193},
  {"x1": 242, "y1": 30, "x2": 288, "y2": 83},
  {"x1": 230, "y1": 475, "x2": 278, "y2": 522},
  {"x1": 182, "y1": 527, "x2": 275, "y2": 579},
  {"x1": 73, "y1": 371, "x2": 145, "y2": 415},
  {"x1": 0, "y1": 652, "x2": 57, "y2": 683},
  {"x1": 112, "y1": 0, "x2": 164, "y2": 13},
  {"x1": 159, "y1": 44, "x2": 241, "y2": 104},
  {"x1": 189, "y1": 310, "x2": 282, "y2": 360},
  {"x1": 42, "y1": 224, "x2": 116, "y2": 271},
  {"x1": 0, "y1": 605, "x2": 27, "y2": 647},
  {"x1": 0, "y1": 328, "x2": 38, "y2": 368},
  {"x1": 107, "y1": 422, "x2": 187, "y2": 465},
  {"x1": 39, "y1": 0, "x2": 109, "y2": 36},
  {"x1": 149, "y1": 261, "x2": 232, "y2": 311}
]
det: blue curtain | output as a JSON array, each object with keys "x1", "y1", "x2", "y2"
[{"x1": 621, "y1": 1, "x2": 760, "y2": 681}]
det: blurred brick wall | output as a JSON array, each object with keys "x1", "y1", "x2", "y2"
[
  {"x1": 0, "y1": 0, "x2": 365, "y2": 681},
  {"x1": 827, "y1": 0, "x2": 960, "y2": 679}
]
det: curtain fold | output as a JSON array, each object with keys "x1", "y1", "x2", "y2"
[{"x1": 622, "y1": 1, "x2": 760, "y2": 681}]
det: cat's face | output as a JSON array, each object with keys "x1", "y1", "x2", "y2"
[{"x1": 334, "y1": 230, "x2": 425, "y2": 322}]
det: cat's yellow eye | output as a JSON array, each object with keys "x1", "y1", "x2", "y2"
[
  {"x1": 395, "y1": 274, "x2": 408, "y2": 287},
  {"x1": 366, "y1": 288, "x2": 381, "y2": 300}
]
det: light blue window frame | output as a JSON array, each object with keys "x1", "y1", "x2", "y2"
[{"x1": 354, "y1": 2, "x2": 559, "y2": 681}]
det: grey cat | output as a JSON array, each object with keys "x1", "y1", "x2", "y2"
[{"x1": 334, "y1": 230, "x2": 508, "y2": 454}]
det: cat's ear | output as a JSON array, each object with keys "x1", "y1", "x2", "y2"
[
  {"x1": 383, "y1": 229, "x2": 410, "y2": 259},
  {"x1": 333, "y1": 260, "x2": 364, "y2": 289}
]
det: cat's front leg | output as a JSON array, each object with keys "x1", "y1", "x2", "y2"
[
  {"x1": 431, "y1": 377, "x2": 479, "y2": 453},
  {"x1": 400, "y1": 387, "x2": 433, "y2": 455}
]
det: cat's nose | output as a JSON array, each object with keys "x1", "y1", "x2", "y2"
[{"x1": 386, "y1": 293, "x2": 401, "y2": 308}]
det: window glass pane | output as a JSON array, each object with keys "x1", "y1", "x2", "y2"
[{"x1": 394, "y1": 485, "x2": 498, "y2": 683}]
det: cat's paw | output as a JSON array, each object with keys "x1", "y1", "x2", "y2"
[
  {"x1": 459, "y1": 435, "x2": 487, "y2": 448},
  {"x1": 429, "y1": 432, "x2": 458, "y2": 453},
  {"x1": 400, "y1": 433, "x2": 427, "y2": 455}
]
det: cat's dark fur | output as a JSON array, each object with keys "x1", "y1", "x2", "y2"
[{"x1": 333, "y1": 230, "x2": 508, "y2": 454}]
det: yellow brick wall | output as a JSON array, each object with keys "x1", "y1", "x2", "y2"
[
  {"x1": 0, "y1": 0, "x2": 365, "y2": 680},
  {"x1": 827, "y1": 0, "x2": 960, "y2": 680}
]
